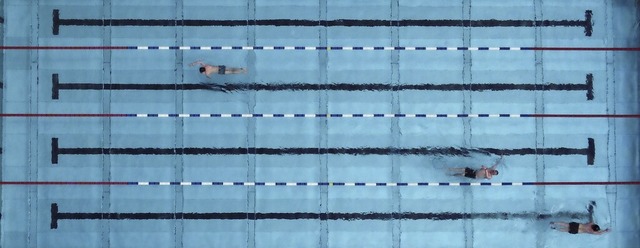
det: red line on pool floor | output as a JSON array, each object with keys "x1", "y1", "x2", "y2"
[
  {"x1": 0, "y1": 181, "x2": 129, "y2": 185},
  {"x1": 533, "y1": 181, "x2": 640, "y2": 185},
  {"x1": 1, "y1": 113, "x2": 640, "y2": 118},
  {"x1": 530, "y1": 114, "x2": 640, "y2": 118},
  {"x1": 530, "y1": 47, "x2": 640, "y2": 51},
  {"x1": 1, "y1": 181, "x2": 639, "y2": 186},
  {"x1": 0, "y1": 113, "x2": 130, "y2": 117},
  {"x1": 0, "y1": 46, "x2": 131, "y2": 50}
]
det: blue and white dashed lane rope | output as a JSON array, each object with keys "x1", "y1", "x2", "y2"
[
  {"x1": 2, "y1": 46, "x2": 640, "y2": 51},
  {"x1": 1, "y1": 181, "x2": 639, "y2": 186},
  {"x1": 1, "y1": 113, "x2": 640, "y2": 118}
]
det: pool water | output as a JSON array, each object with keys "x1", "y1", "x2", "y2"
[{"x1": 2, "y1": 0, "x2": 640, "y2": 247}]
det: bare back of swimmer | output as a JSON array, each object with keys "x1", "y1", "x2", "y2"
[
  {"x1": 189, "y1": 60, "x2": 247, "y2": 78},
  {"x1": 449, "y1": 156, "x2": 502, "y2": 179}
]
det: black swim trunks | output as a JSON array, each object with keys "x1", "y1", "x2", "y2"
[
  {"x1": 464, "y1": 167, "x2": 476, "y2": 179},
  {"x1": 217, "y1": 65, "x2": 226, "y2": 75},
  {"x1": 568, "y1": 222, "x2": 579, "y2": 234}
]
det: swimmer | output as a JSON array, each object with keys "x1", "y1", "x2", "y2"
[
  {"x1": 449, "y1": 156, "x2": 502, "y2": 179},
  {"x1": 189, "y1": 60, "x2": 247, "y2": 78},
  {"x1": 550, "y1": 221, "x2": 610, "y2": 235}
]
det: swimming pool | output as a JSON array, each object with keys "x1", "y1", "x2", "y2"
[{"x1": 2, "y1": 0, "x2": 640, "y2": 247}]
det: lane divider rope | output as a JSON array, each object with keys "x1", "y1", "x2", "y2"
[
  {"x1": 2, "y1": 46, "x2": 640, "y2": 51},
  {"x1": 1, "y1": 181, "x2": 639, "y2": 186}
]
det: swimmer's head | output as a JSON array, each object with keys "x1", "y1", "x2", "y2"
[
  {"x1": 199, "y1": 67, "x2": 206, "y2": 73},
  {"x1": 491, "y1": 170, "x2": 499, "y2": 175},
  {"x1": 591, "y1": 224, "x2": 600, "y2": 232}
]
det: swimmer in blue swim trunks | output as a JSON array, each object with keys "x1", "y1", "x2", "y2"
[
  {"x1": 190, "y1": 60, "x2": 247, "y2": 78},
  {"x1": 550, "y1": 221, "x2": 609, "y2": 235}
]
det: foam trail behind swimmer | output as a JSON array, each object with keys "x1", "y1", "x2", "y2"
[
  {"x1": 431, "y1": 148, "x2": 497, "y2": 171},
  {"x1": 199, "y1": 82, "x2": 230, "y2": 92}
]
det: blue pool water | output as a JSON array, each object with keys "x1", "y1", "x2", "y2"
[{"x1": 2, "y1": 0, "x2": 640, "y2": 247}]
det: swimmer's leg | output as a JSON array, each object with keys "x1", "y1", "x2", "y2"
[
  {"x1": 447, "y1": 168, "x2": 465, "y2": 176},
  {"x1": 224, "y1": 67, "x2": 247, "y2": 74},
  {"x1": 550, "y1": 222, "x2": 569, "y2": 232}
]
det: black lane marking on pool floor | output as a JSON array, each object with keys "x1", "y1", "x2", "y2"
[
  {"x1": 51, "y1": 73, "x2": 595, "y2": 100},
  {"x1": 52, "y1": 9, "x2": 594, "y2": 36},
  {"x1": 51, "y1": 137, "x2": 595, "y2": 165},
  {"x1": 50, "y1": 203, "x2": 590, "y2": 229}
]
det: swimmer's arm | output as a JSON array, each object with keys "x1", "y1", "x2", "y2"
[
  {"x1": 595, "y1": 228, "x2": 610, "y2": 235},
  {"x1": 479, "y1": 166, "x2": 490, "y2": 178},
  {"x1": 490, "y1": 156, "x2": 503, "y2": 169},
  {"x1": 189, "y1": 60, "x2": 206, "y2": 67}
]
